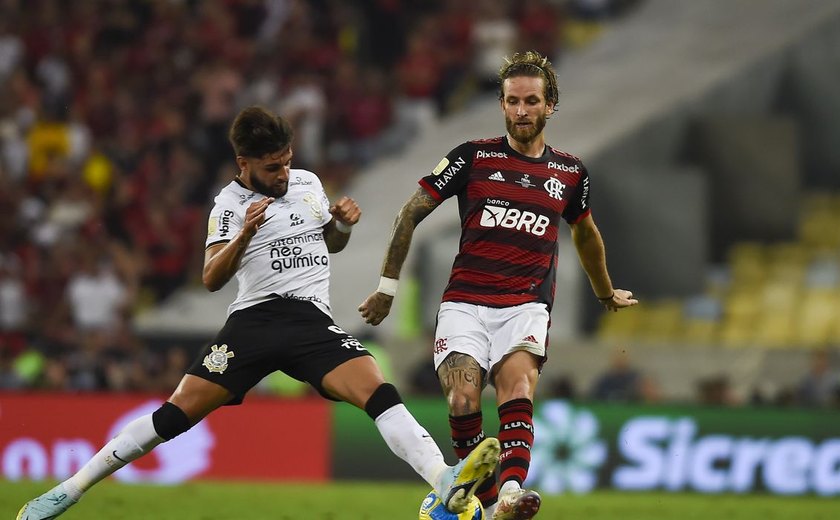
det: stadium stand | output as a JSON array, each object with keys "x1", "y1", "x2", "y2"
[
  {"x1": 3, "y1": 0, "x2": 839, "y2": 407},
  {"x1": 0, "y1": 0, "x2": 636, "y2": 393}
]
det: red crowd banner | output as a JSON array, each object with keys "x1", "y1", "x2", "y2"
[{"x1": 0, "y1": 393, "x2": 331, "y2": 483}]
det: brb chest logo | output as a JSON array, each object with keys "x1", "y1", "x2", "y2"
[{"x1": 480, "y1": 200, "x2": 550, "y2": 236}]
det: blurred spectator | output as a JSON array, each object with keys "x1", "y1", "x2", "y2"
[
  {"x1": 590, "y1": 346, "x2": 659, "y2": 403},
  {"x1": 797, "y1": 349, "x2": 839, "y2": 407},
  {"x1": 516, "y1": 0, "x2": 566, "y2": 62},
  {"x1": 472, "y1": 0, "x2": 517, "y2": 91},
  {"x1": 696, "y1": 374, "x2": 737, "y2": 407},
  {"x1": 0, "y1": 254, "x2": 28, "y2": 356},
  {"x1": 409, "y1": 359, "x2": 442, "y2": 397},
  {"x1": 65, "y1": 246, "x2": 128, "y2": 335},
  {"x1": 336, "y1": 67, "x2": 394, "y2": 166},
  {"x1": 547, "y1": 374, "x2": 577, "y2": 400},
  {"x1": 278, "y1": 73, "x2": 327, "y2": 171},
  {"x1": 395, "y1": 23, "x2": 442, "y2": 132}
]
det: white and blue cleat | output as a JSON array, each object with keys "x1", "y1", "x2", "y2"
[
  {"x1": 16, "y1": 483, "x2": 77, "y2": 520},
  {"x1": 438, "y1": 437, "x2": 500, "y2": 513}
]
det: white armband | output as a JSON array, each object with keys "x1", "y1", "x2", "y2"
[{"x1": 376, "y1": 276, "x2": 399, "y2": 297}]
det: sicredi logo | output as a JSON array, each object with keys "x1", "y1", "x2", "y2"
[
  {"x1": 613, "y1": 416, "x2": 840, "y2": 495},
  {"x1": 480, "y1": 205, "x2": 550, "y2": 236},
  {"x1": 526, "y1": 402, "x2": 840, "y2": 496}
]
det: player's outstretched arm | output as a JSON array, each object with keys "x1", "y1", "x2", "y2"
[
  {"x1": 203, "y1": 197, "x2": 273, "y2": 291},
  {"x1": 359, "y1": 188, "x2": 439, "y2": 325},
  {"x1": 570, "y1": 214, "x2": 638, "y2": 312}
]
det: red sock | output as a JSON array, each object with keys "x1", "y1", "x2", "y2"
[
  {"x1": 497, "y1": 398, "x2": 534, "y2": 488},
  {"x1": 450, "y1": 412, "x2": 498, "y2": 508}
]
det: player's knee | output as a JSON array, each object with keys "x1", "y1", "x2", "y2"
[
  {"x1": 364, "y1": 382, "x2": 403, "y2": 420},
  {"x1": 446, "y1": 388, "x2": 482, "y2": 416},
  {"x1": 152, "y1": 402, "x2": 192, "y2": 441}
]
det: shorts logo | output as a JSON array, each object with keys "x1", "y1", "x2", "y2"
[
  {"x1": 203, "y1": 344, "x2": 235, "y2": 374},
  {"x1": 434, "y1": 337, "x2": 447, "y2": 354},
  {"x1": 341, "y1": 338, "x2": 366, "y2": 351},
  {"x1": 521, "y1": 335, "x2": 539, "y2": 344}
]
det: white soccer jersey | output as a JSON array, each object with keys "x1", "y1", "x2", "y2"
[{"x1": 205, "y1": 169, "x2": 334, "y2": 316}]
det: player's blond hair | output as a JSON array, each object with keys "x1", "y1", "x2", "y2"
[{"x1": 498, "y1": 51, "x2": 559, "y2": 106}]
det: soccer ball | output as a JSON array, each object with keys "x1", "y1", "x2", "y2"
[{"x1": 419, "y1": 490, "x2": 484, "y2": 520}]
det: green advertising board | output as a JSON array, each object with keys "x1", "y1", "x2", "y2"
[{"x1": 332, "y1": 399, "x2": 840, "y2": 496}]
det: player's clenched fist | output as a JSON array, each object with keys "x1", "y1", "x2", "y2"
[
  {"x1": 358, "y1": 291, "x2": 393, "y2": 326},
  {"x1": 330, "y1": 196, "x2": 361, "y2": 227}
]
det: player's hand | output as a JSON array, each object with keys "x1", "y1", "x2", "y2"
[
  {"x1": 330, "y1": 196, "x2": 361, "y2": 228},
  {"x1": 601, "y1": 289, "x2": 638, "y2": 312},
  {"x1": 358, "y1": 291, "x2": 394, "y2": 325},
  {"x1": 242, "y1": 197, "x2": 274, "y2": 239}
]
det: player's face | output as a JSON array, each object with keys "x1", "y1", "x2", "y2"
[
  {"x1": 240, "y1": 147, "x2": 293, "y2": 198},
  {"x1": 501, "y1": 76, "x2": 554, "y2": 145}
]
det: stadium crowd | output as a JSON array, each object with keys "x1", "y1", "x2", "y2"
[
  {"x1": 0, "y1": 0, "x2": 638, "y2": 394},
  {"x1": 12, "y1": 0, "x2": 833, "y2": 411}
]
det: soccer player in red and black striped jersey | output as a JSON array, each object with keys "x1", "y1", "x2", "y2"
[{"x1": 360, "y1": 51, "x2": 637, "y2": 520}]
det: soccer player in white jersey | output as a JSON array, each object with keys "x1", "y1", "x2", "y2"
[{"x1": 17, "y1": 106, "x2": 499, "y2": 520}]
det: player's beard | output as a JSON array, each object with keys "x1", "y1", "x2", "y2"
[
  {"x1": 250, "y1": 176, "x2": 288, "y2": 198},
  {"x1": 506, "y1": 113, "x2": 547, "y2": 146}
]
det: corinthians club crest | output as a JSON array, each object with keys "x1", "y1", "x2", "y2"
[{"x1": 203, "y1": 344, "x2": 235, "y2": 374}]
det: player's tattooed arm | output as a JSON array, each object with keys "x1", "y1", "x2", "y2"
[
  {"x1": 381, "y1": 188, "x2": 439, "y2": 278},
  {"x1": 438, "y1": 353, "x2": 484, "y2": 415},
  {"x1": 359, "y1": 188, "x2": 439, "y2": 325}
]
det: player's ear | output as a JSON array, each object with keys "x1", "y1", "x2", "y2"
[{"x1": 236, "y1": 156, "x2": 248, "y2": 176}]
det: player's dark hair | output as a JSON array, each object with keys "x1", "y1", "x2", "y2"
[
  {"x1": 229, "y1": 106, "x2": 294, "y2": 158},
  {"x1": 498, "y1": 50, "x2": 559, "y2": 106}
]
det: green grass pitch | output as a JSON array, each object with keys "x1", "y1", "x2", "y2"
[{"x1": 2, "y1": 480, "x2": 836, "y2": 519}]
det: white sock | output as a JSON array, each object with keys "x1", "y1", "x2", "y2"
[
  {"x1": 64, "y1": 414, "x2": 164, "y2": 499},
  {"x1": 374, "y1": 404, "x2": 447, "y2": 490}
]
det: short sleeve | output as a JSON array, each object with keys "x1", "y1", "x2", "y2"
[
  {"x1": 561, "y1": 165, "x2": 592, "y2": 225},
  {"x1": 418, "y1": 142, "x2": 475, "y2": 202},
  {"x1": 206, "y1": 203, "x2": 243, "y2": 248}
]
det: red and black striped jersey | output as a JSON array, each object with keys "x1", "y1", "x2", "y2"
[{"x1": 419, "y1": 136, "x2": 591, "y2": 310}]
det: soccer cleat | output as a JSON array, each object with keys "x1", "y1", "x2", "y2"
[
  {"x1": 492, "y1": 488, "x2": 541, "y2": 520},
  {"x1": 438, "y1": 437, "x2": 500, "y2": 514},
  {"x1": 16, "y1": 483, "x2": 77, "y2": 520}
]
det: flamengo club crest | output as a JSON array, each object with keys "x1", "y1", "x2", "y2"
[
  {"x1": 203, "y1": 344, "x2": 235, "y2": 374},
  {"x1": 544, "y1": 177, "x2": 566, "y2": 200}
]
